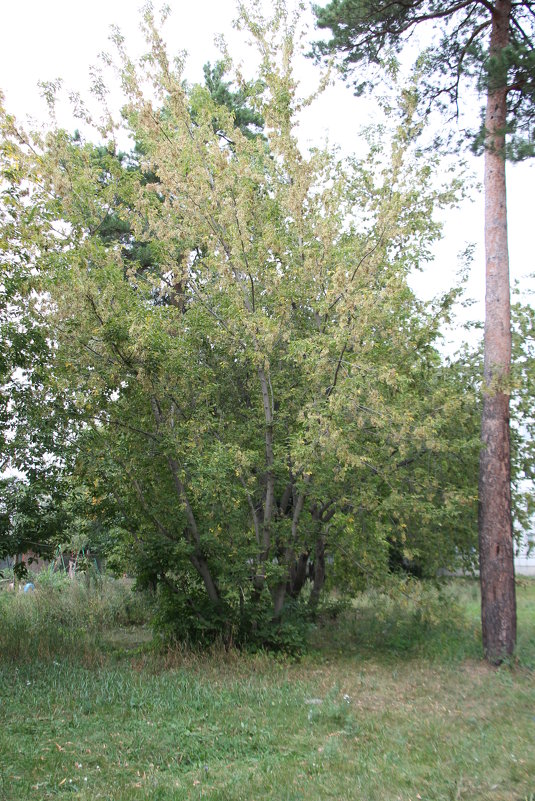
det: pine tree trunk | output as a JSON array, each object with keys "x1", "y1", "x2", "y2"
[{"x1": 479, "y1": 0, "x2": 516, "y2": 664}]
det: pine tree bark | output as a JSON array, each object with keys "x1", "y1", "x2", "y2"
[{"x1": 479, "y1": 0, "x2": 517, "y2": 664}]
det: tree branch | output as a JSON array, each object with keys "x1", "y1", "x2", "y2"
[{"x1": 326, "y1": 341, "x2": 348, "y2": 397}]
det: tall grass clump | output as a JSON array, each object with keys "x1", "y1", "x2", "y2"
[{"x1": 0, "y1": 572, "x2": 150, "y2": 663}]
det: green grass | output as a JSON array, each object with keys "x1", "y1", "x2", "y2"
[{"x1": 0, "y1": 578, "x2": 534, "y2": 800}]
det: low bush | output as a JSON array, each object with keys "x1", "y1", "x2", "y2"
[{"x1": 153, "y1": 581, "x2": 313, "y2": 656}]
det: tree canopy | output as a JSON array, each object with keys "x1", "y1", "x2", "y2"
[
  {"x1": 0, "y1": 2, "x2": 489, "y2": 648},
  {"x1": 313, "y1": 0, "x2": 535, "y2": 158}
]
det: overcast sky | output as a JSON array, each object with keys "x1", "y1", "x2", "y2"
[{"x1": 1, "y1": 0, "x2": 533, "y2": 346}]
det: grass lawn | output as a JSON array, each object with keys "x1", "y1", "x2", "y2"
[{"x1": 1, "y1": 579, "x2": 534, "y2": 801}]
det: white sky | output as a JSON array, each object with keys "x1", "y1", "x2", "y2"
[{"x1": 1, "y1": 0, "x2": 533, "y2": 348}]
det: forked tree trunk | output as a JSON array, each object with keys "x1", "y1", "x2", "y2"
[
  {"x1": 479, "y1": 0, "x2": 516, "y2": 663},
  {"x1": 288, "y1": 551, "x2": 310, "y2": 598}
]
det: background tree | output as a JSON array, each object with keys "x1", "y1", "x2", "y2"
[
  {"x1": 0, "y1": 478, "x2": 68, "y2": 577},
  {"x1": 511, "y1": 292, "x2": 535, "y2": 533},
  {"x1": 312, "y1": 0, "x2": 535, "y2": 663},
  {"x1": 0, "y1": 97, "x2": 72, "y2": 574},
  {"x1": 0, "y1": 97, "x2": 52, "y2": 477}
]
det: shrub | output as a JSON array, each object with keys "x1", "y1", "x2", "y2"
[{"x1": 153, "y1": 580, "x2": 313, "y2": 656}]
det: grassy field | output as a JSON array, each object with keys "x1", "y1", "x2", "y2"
[{"x1": 1, "y1": 578, "x2": 534, "y2": 801}]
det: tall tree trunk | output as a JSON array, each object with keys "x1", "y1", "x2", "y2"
[
  {"x1": 271, "y1": 476, "x2": 311, "y2": 618},
  {"x1": 288, "y1": 551, "x2": 310, "y2": 598},
  {"x1": 309, "y1": 533, "x2": 326, "y2": 610},
  {"x1": 258, "y1": 365, "x2": 275, "y2": 560},
  {"x1": 479, "y1": 0, "x2": 516, "y2": 663}
]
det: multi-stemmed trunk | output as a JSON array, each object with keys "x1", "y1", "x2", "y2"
[{"x1": 478, "y1": 0, "x2": 516, "y2": 663}]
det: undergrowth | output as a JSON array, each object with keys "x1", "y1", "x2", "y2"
[
  {"x1": 0, "y1": 572, "x2": 151, "y2": 663},
  {"x1": 1, "y1": 574, "x2": 534, "y2": 668},
  {"x1": 313, "y1": 577, "x2": 483, "y2": 662}
]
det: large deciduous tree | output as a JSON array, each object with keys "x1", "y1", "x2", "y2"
[
  {"x1": 313, "y1": 0, "x2": 535, "y2": 663},
  {"x1": 0, "y1": 2, "x2": 480, "y2": 648},
  {"x1": 0, "y1": 57, "x2": 266, "y2": 572}
]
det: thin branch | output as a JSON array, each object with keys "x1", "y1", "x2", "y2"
[
  {"x1": 291, "y1": 474, "x2": 312, "y2": 541},
  {"x1": 334, "y1": 0, "x2": 482, "y2": 52},
  {"x1": 326, "y1": 341, "x2": 348, "y2": 397},
  {"x1": 188, "y1": 275, "x2": 248, "y2": 348},
  {"x1": 231, "y1": 191, "x2": 256, "y2": 313},
  {"x1": 85, "y1": 292, "x2": 134, "y2": 369},
  {"x1": 130, "y1": 475, "x2": 175, "y2": 541},
  {"x1": 325, "y1": 234, "x2": 385, "y2": 323},
  {"x1": 510, "y1": 14, "x2": 534, "y2": 43},
  {"x1": 258, "y1": 365, "x2": 275, "y2": 554}
]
